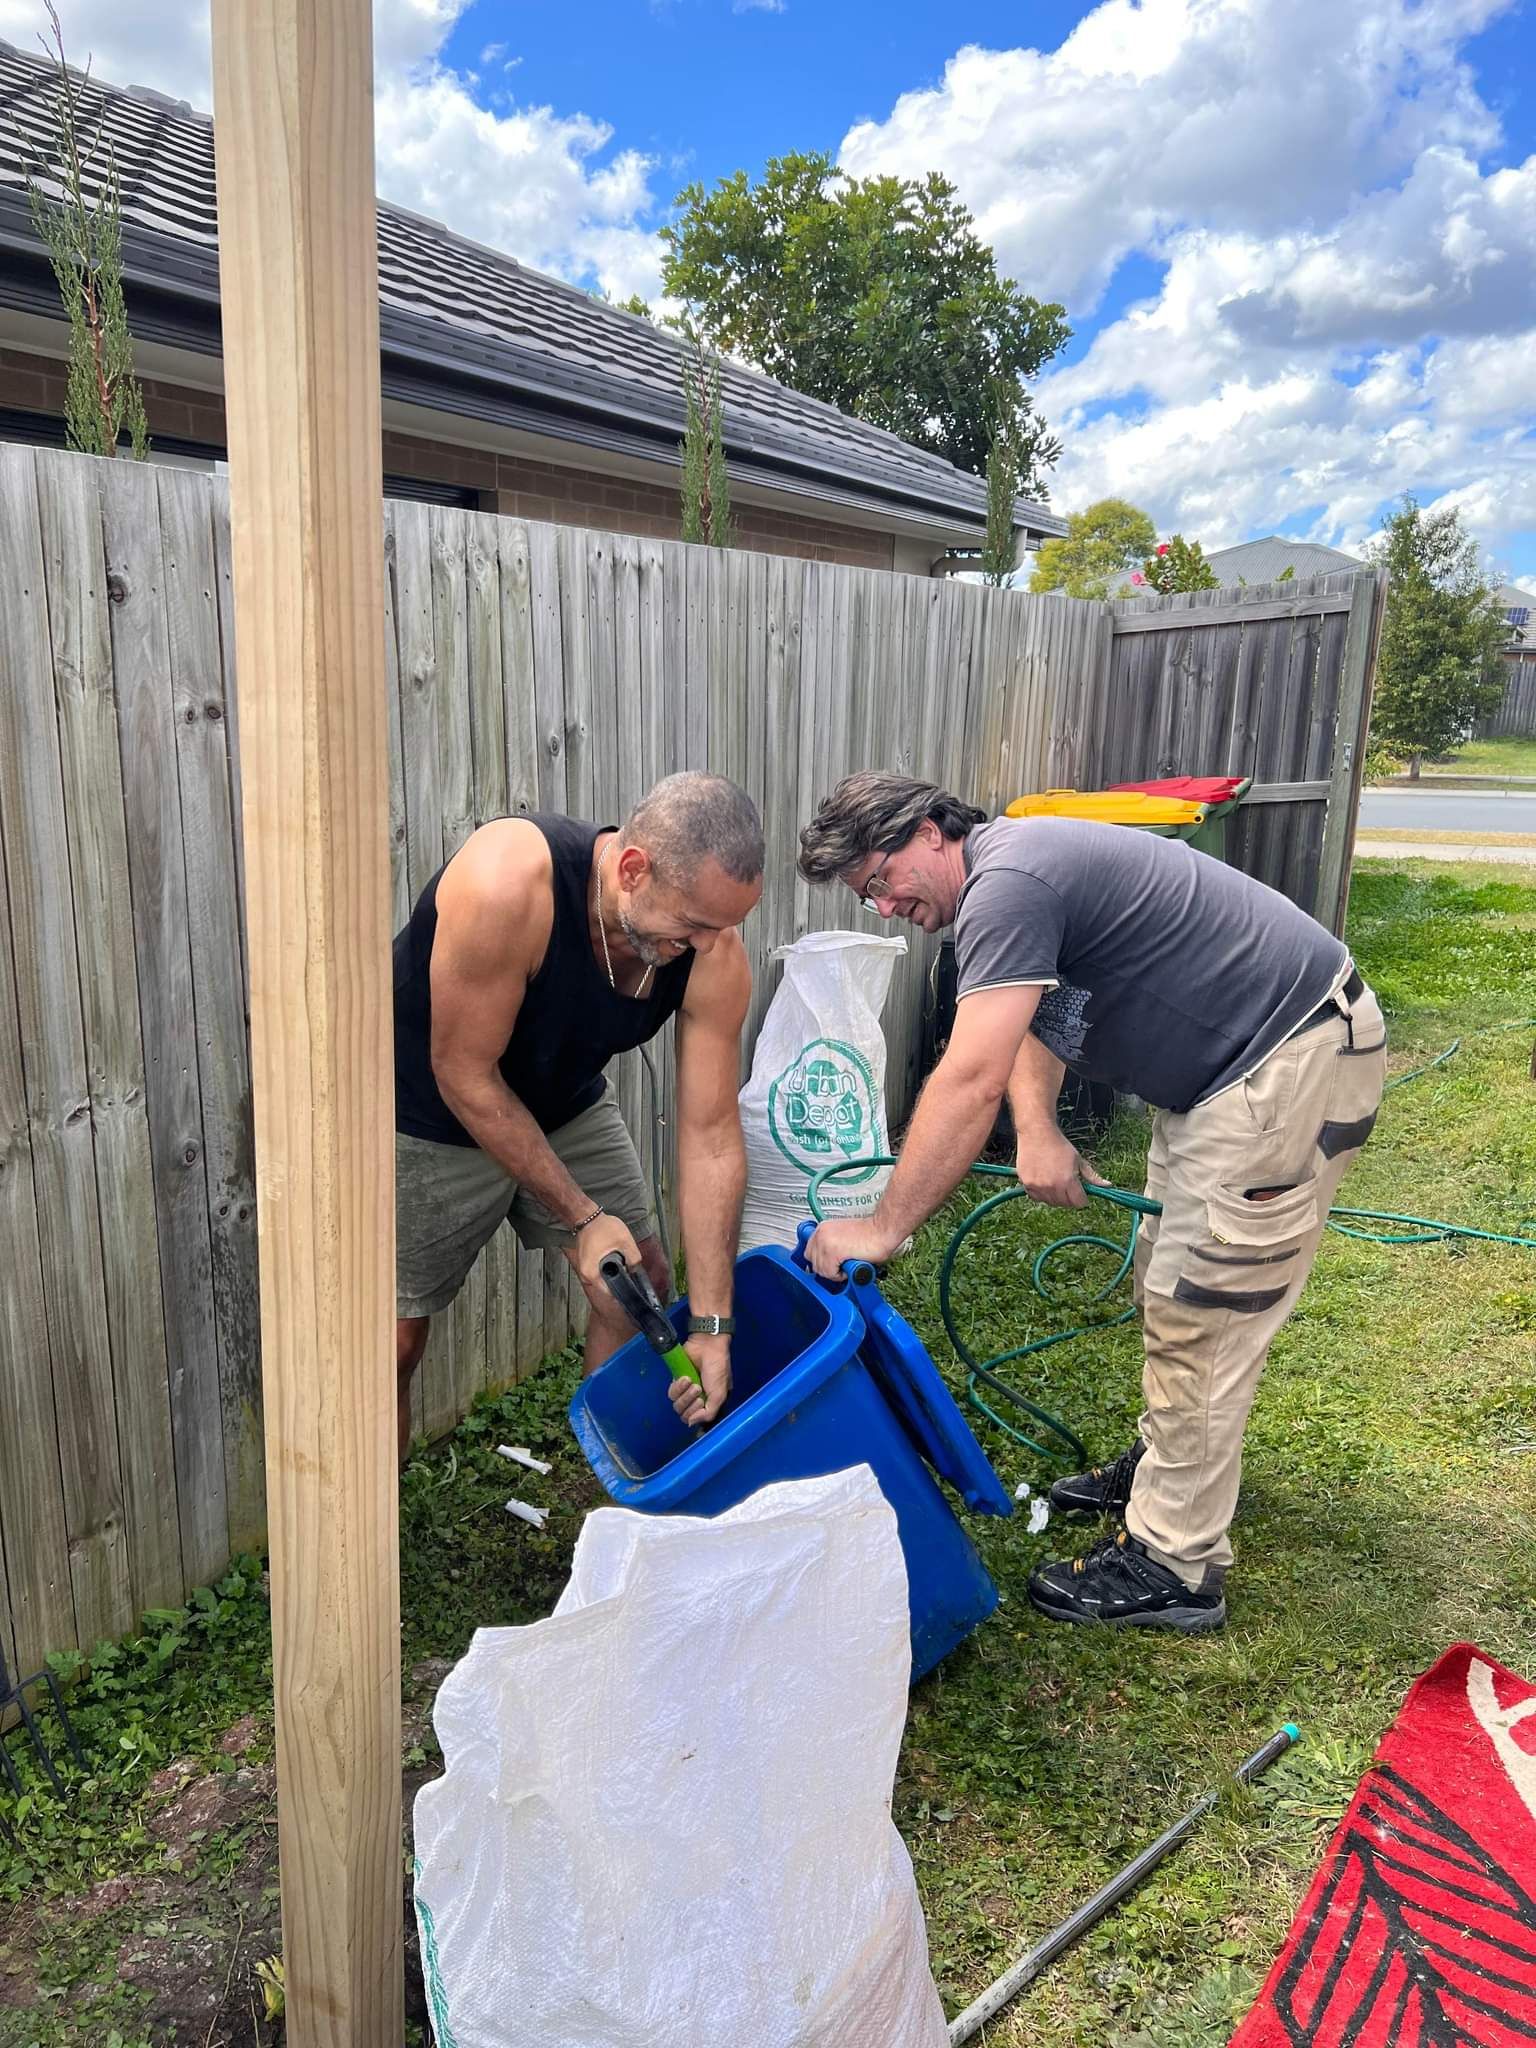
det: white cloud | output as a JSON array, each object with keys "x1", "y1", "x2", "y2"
[
  {"x1": 374, "y1": 68, "x2": 663, "y2": 299},
  {"x1": 371, "y1": 0, "x2": 666, "y2": 300},
  {"x1": 372, "y1": 0, "x2": 464, "y2": 75},
  {"x1": 841, "y1": 0, "x2": 1534, "y2": 568},
  {"x1": 1030, "y1": 143, "x2": 1536, "y2": 560},
  {"x1": 0, "y1": 0, "x2": 211, "y2": 109},
  {"x1": 1219, "y1": 149, "x2": 1536, "y2": 349},
  {"x1": 1038, "y1": 318, "x2": 1536, "y2": 562},
  {"x1": 840, "y1": 0, "x2": 1509, "y2": 311},
  {"x1": 0, "y1": 0, "x2": 664, "y2": 299},
  {"x1": 733, "y1": 0, "x2": 787, "y2": 12}
]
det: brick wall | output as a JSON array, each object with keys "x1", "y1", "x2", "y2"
[
  {"x1": 0, "y1": 350, "x2": 898, "y2": 570},
  {"x1": 389, "y1": 439, "x2": 897, "y2": 570},
  {"x1": 0, "y1": 348, "x2": 229, "y2": 447}
]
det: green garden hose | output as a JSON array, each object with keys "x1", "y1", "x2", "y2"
[{"x1": 806, "y1": 1031, "x2": 1536, "y2": 1468}]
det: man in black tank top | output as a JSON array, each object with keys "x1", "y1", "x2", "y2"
[{"x1": 394, "y1": 773, "x2": 764, "y2": 1459}]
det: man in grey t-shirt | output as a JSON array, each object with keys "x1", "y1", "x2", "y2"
[{"x1": 799, "y1": 773, "x2": 1386, "y2": 1634}]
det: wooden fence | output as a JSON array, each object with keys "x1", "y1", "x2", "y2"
[
  {"x1": 1091, "y1": 571, "x2": 1386, "y2": 926},
  {"x1": 0, "y1": 446, "x2": 1383, "y2": 1667},
  {"x1": 1475, "y1": 652, "x2": 1536, "y2": 741}
]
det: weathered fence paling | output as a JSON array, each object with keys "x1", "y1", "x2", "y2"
[
  {"x1": 1475, "y1": 654, "x2": 1536, "y2": 742},
  {"x1": 1088, "y1": 571, "x2": 1386, "y2": 925},
  {"x1": 0, "y1": 447, "x2": 1384, "y2": 1660}
]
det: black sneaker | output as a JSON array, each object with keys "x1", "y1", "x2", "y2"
[
  {"x1": 1028, "y1": 1530, "x2": 1227, "y2": 1633},
  {"x1": 1048, "y1": 1438, "x2": 1147, "y2": 1519}
]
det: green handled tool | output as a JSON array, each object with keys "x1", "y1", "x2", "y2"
[{"x1": 597, "y1": 1251, "x2": 702, "y2": 1389}]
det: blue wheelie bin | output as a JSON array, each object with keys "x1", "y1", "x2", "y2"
[{"x1": 569, "y1": 1234, "x2": 1014, "y2": 1680}]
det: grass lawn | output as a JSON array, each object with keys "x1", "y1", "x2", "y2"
[
  {"x1": 1421, "y1": 735, "x2": 1536, "y2": 780},
  {"x1": 3, "y1": 860, "x2": 1535, "y2": 2046}
]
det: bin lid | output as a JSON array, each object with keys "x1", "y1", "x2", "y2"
[
  {"x1": 1004, "y1": 788, "x2": 1207, "y2": 827},
  {"x1": 851, "y1": 1281, "x2": 1014, "y2": 1517},
  {"x1": 1109, "y1": 774, "x2": 1252, "y2": 811}
]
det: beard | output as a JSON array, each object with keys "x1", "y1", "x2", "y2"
[{"x1": 618, "y1": 906, "x2": 682, "y2": 969}]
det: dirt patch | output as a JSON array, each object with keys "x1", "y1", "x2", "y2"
[
  {"x1": 218, "y1": 1716, "x2": 267, "y2": 1759},
  {"x1": 0, "y1": 1902, "x2": 41, "y2": 2009},
  {"x1": 146, "y1": 1758, "x2": 198, "y2": 1807},
  {"x1": 403, "y1": 1659, "x2": 453, "y2": 1744},
  {"x1": 79, "y1": 1872, "x2": 165, "y2": 1919},
  {"x1": 117, "y1": 1910, "x2": 231, "y2": 2036},
  {"x1": 5, "y1": 1675, "x2": 445, "y2": 2046},
  {"x1": 149, "y1": 1765, "x2": 276, "y2": 1862},
  {"x1": 103, "y1": 1824, "x2": 282, "y2": 2047}
]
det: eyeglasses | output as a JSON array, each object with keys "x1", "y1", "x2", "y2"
[{"x1": 855, "y1": 849, "x2": 898, "y2": 907}]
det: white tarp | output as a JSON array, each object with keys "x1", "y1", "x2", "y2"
[{"x1": 413, "y1": 1467, "x2": 947, "y2": 2048}]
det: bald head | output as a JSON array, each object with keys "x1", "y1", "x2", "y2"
[{"x1": 622, "y1": 772, "x2": 764, "y2": 886}]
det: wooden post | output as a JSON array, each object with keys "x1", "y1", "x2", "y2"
[
  {"x1": 210, "y1": 4, "x2": 402, "y2": 2042},
  {"x1": 1316, "y1": 568, "x2": 1390, "y2": 936}
]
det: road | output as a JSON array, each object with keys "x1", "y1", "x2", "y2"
[{"x1": 1358, "y1": 790, "x2": 1536, "y2": 834}]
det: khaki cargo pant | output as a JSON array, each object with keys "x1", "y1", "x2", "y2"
[{"x1": 1125, "y1": 979, "x2": 1387, "y2": 1584}]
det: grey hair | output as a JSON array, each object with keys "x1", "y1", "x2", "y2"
[
  {"x1": 624, "y1": 772, "x2": 765, "y2": 884},
  {"x1": 798, "y1": 773, "x2": 986, "y2": 884}
]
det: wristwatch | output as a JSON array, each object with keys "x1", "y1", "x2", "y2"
[{"x1": 687, "y1": 1313, "x2": 735, "y2": 1337}]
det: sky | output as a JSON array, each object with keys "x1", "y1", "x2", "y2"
[{"x1": 4, "y1": 0, "x2": 1533, "y2": 583}]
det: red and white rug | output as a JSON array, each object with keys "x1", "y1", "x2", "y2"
[{"x1": 1232, "y1": 1643, "x2": 1536, "y2": 2047}]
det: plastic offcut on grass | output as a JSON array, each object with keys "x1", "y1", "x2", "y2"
[{"x1": 412, "y1": 1468, "x2": 948, "y2": 2048}]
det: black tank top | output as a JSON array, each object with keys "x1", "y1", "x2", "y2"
[{"x1": 393, "y1": 814, "x2": 694, "y2": 1146}]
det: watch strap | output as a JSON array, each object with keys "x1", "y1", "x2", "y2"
[{"x1": 686, "y1": 1313, "x2": 735, "y2": 1337}]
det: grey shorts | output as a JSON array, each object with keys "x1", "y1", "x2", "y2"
[{"x1": 396, "y1": 1084, "x2": 657, "y2": 1318}]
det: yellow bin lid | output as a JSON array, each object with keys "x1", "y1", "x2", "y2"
[{"x1": 1003, "y1": 788, "x2": 1208, "y2": 827}]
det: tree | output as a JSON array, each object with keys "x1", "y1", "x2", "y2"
[
  {"x1": 981, "y1": 428, "x2": 1019, "y2": 587},
  {"x1": 22, "y1": 4, "x2": 149, "y2": 460},
  {"x1": 1031, "y1": 498, "x2": 1156, "y2": 599},
  {"x1": 1131, "y1": 536, "x2": 1220, "y2": 595},
  {"x1": 679, "y1": 338, "x2": 733, "y2": 548},
  {"x1": 1366, "y1": 498, "x2": 1507, "y2": 779},
  {"x1": 661, "y1": 151, "x2": 1069, "y2": 487}
]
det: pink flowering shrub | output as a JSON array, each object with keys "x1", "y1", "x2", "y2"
[{"x1": 1137, "y1": 535, "x2": 1218, "y2": 594}]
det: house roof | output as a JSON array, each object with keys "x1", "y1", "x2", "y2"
[
  {"x1": 1203, "y1": 536, "x2": 1363, "y2": 585},
  {"x1": 0, "y1": 42, "x2": 1065, "y2": 543},
  {"x1": 1499, "y1": 583, "x2": 1534, "y2": 644}
]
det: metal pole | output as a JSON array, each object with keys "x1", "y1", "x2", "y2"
[{"x1": 947, "y1": 1725, "x2": 1300, "y2": 2045}]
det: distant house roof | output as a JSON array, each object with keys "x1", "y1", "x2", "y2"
[
  {"x1": 1203, "y1": 537, "x2": 1363, "y2": 586},
  {"x1": 0, "y1": 43, "x2": 1065, "y2": 549},
  {"x1": 1498, "y1": 583, "x2": 1534, "y2": 641}
]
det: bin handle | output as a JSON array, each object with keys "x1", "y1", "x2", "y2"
[{"x1": 793, "y1": 1218, "x2": 879, "y2": 1289}]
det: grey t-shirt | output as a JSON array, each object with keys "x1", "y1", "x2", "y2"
[{"x1": 954, "y1": 818, "x2": 1348, "y2": 1113}]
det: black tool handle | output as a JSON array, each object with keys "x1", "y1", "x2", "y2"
[
  {"x1": 597, "y1": 1250, "x2": 680, "y2": 1356},
  {"x1": 946, "y1": 1726, "x2": 1301, "y2": 2043}
]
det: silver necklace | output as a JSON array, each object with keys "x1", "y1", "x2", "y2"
[{"x1": 595, "y1": 841, "x2": 653, "y2": 998}]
